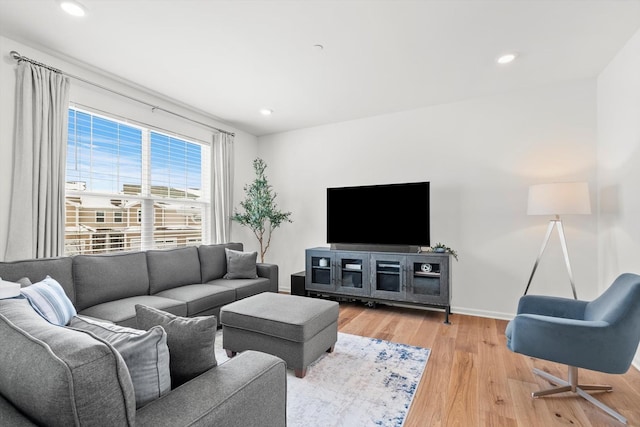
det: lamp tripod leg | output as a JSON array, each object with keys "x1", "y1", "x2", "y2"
[
  {"x1": 555, "y1": 221, "x2": 578, "y2": 299},
  {"x1": 524, "y1": 221, "x2": 556, "y2": 295}
]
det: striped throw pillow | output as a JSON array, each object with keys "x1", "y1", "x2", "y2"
[{"x1": 20, "y1": 276, "x2": 76, "y2": 326}]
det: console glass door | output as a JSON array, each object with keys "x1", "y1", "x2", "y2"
[
  {"x1": 305, "y1": 250, "x2": 336, "y2": 292},
  {"x1": 370, "y1": 253, "x2": 406, "y2": 300},
  {"x1": 335, "y1": 252, "x2": 370, "y2": 296}
]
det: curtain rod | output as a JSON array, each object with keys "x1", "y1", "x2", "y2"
[{"x1": 9, "y1": 50, "x2": 235, "y2": 137}]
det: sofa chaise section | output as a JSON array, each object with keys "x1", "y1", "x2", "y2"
[
  {"x1": 0, "y1": 299, "x2": 136, "y2": 426},
  {"x1": 0, "y1": 298, "x2": 287, "y2": 426}
]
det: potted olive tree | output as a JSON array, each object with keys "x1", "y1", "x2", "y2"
[{"x1": 232, "y1": 158, "x2": 292, "y2": 262}]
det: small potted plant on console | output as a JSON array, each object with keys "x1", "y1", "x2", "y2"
[{"x1": 428, "y1": 243, "x2": 458, "y2": 261}]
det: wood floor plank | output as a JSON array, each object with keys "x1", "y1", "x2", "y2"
[
  {"x1": 330, "y1": 301, "x2": 640, "y2": 427},
  {"x1": 404, "y1": 330, "x2": 456, "y2": 427},
  {"x1": 478, "y1": 318, "x2": 516, "y2": 420},
  {"x1": 445, "y1": 350, "x2": 479, "y2": 426}
]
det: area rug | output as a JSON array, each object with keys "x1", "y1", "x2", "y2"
[{"x1": 215, "y1": 331, "x2": 430, "y2": 427}]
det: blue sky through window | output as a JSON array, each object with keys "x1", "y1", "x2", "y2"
[{"x1": 67, "y1": 109, "x2": 202, "y2": 197}]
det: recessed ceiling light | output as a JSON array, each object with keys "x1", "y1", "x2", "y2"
[
  {"x1": 497, "y1": 53, "x2": 517, "y2": 65},
  {"x1": 260, "y1": 109, "x2": 273, "y2": 116},
  {"x1": 59, "y1": 0, "x2": 86, "y2": 17}
]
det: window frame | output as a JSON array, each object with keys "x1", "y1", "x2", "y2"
[{"x1": 64, "y1": 106, "x2": 211, "y2": 255}]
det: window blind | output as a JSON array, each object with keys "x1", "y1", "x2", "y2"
[{"x1": 65, "y1": 107, "x2": 210, "y2": 255}]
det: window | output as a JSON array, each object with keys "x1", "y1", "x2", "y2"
[{"x1": 65, "y1": 107, "x2": 210, "y2": 255}]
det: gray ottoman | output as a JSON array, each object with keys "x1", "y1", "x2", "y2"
[{"x1": 220, "y1": 293, "x2": 339, "y2": 378}]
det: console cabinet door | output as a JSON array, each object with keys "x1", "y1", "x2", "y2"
[
  {"x1": 305, "y1": 250, "x2": 336, "y2": 292},
  {"x1": 405, "y1": 254, "x2": 450, "y2": 306},
  {"x1": 370, "y1": 253, "x2": 406, "y2": 301},
  {"x1": 334, "y1": 251, "x2": 370, "y2": 296}
]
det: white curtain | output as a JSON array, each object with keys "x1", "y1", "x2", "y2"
[
  {"x1": 211, "y1": 132, "x2": 234, "y2": 243},
  {"x1": 5, "y1": 61, "x2": 71, "y2": 260}
]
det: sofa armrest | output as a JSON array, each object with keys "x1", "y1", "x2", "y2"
[
  {"x1": 136, "y1": 350, "x2": 286, "y2": 427},
  {"x1": 257, "y1": 263, "x2": 279, "y2": 293},
  {"x1": 0, "y1": 394, "x2": 37, "y2": 426}
]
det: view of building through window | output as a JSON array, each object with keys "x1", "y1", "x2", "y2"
[{"x1": 64, "y1": 108, "x2": 209, "y2": 255}]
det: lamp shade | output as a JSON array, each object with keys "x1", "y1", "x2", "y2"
[{"x1": 527, "y1": 182, "x2": 591, "y2": 216}]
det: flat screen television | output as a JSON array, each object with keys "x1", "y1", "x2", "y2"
[{"x1": 327, "y1": 181, "x2": 430, "y2": 247}]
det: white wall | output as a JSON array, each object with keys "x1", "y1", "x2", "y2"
[
  {"x1": 257, "y1": 79, "x2": 599, "y2": 318},
  {"x1": 0, "y1": 35, "x2": 259, "y2": 260},
  {"x1": 597, "y1": 27, "x2": 640, "y2": 369}
]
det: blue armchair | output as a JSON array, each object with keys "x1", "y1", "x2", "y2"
[{"x1": 505, "y1": 273, "x2": 640, "y2": 424}]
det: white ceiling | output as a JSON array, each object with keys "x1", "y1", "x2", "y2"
[{"x1": 1, "y1": 0, "x2": 639, "y2": 136}]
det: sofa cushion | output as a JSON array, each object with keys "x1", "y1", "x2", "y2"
[
  {"x1": 224, "y1": 248, "x2": 258, "y2": 279},
  {"x1": 198, "y1": 242, "x2": 243, "y2": 282},
  {"x1": 147, "y1": 246, "x2": 202, "y2": 294},
  {"x1": 155, "y1": 284, "x2": 236, "y2": 316},
  {"x1": 69, "y1": 316, "x2": 171, "y2": 408},
  {"x1": 136, "y1": 304, "x2": 218, "y2": 388},
  {"x1": 73, "y1": 252, "x2": 150, "y2": 311},
  {"x1": 79, "y1": 295, "x2": 187, "y2": 328},
  {"x1": 0, "y1": 257, "x2": 74, "y2": 304},
  {"x1": 20, "y1": 276, "x2": 77, "y2": 326},
  {"x1": 0, "y1": 299, "x2": 136, "y2": 426},
  {"x1": 210, "y1": 277, "x2": 272, "y2": 300}
]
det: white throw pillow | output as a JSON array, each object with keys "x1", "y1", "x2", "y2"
[{"x1": 20, "y1": 276, "x2": 76, "y2": 326}]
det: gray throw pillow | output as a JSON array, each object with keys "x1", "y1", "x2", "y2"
[
  {"x1": 223, "y1": 248, "x2": 258, "y2": 279},
  {"x1": 135, "y1": 304, "x2": 218, "y2": 388},
  {"x1": 17, "y1": 277, "x2": 32, "y2": 287},
  {"x1": 68, "y1": 316, "x2": 171, "y2": 408}
]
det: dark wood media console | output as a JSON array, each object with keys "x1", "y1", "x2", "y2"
[{"x1": 304, "y1": 247, "x2": 452, "y2": 324}]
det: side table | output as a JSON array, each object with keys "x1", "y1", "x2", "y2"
[{"x1": 290, "y1": 271, "x2": 306, "y2": 296}]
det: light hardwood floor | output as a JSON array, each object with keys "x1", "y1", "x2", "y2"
[{"x1": 335, "y1": 302, "x2": 640, "y2": 427}]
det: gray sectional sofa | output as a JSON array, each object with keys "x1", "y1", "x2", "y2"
[
  {"x1": 0, "y1": 242, "x2": 278, "y2": 327},
  {"x1": 0, "y1": 242, "x2": 287, "y2": 426}
]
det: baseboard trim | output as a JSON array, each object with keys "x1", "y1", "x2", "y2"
[
  {"x1": 633, "y1": 354, "x2": 640, "y2": 372},
  {"x1": 451, "y1": 306, "x2": 514, "y2": 321}
]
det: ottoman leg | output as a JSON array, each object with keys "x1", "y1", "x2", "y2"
[
  {"x1": 327, "y1": 345, "x2": 335, "y2": 353},
  {"x1": 226, "y1": 350, "x2": 237, "y2": 358},
  {"x1": 295, "y1": 368, "x2": 307, "y2": 378}
]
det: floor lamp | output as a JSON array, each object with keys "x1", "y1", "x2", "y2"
[{"x1": 524, "y1": 182, "x2": 591, "y2": 299}]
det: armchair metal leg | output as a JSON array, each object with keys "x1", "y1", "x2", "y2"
[{"x1": 531, "y1": 366, "x2": 626, "y2": 424}]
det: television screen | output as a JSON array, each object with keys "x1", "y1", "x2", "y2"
[{"x1": 327, "y1": 181, "x2": 430, "y2": 246}]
